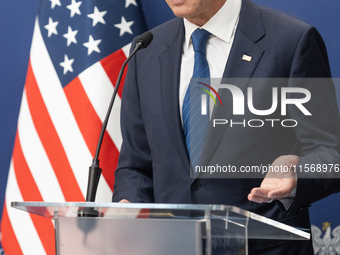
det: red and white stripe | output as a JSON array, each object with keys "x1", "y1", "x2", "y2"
[{"x1": 1, "y1": 17, "x2": 130, "y2": 255}]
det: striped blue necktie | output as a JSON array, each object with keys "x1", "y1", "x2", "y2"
[{"x1": 182, "y1": 28, "x2": 211, "y2": 170}]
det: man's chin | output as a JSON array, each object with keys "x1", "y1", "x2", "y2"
[{"x1": 167, "y1": 0, "x2": 187, "y2": 5}]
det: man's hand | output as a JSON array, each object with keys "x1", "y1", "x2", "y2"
[
  {"x1": 248, "y1": 155, "x2": 298, "y2": 203},
  {"x1": 118, "y1": 199, "x2": 131, "y2": 203}
]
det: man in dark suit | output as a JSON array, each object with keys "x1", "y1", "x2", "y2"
[{"x1": 112, "y1": 0, "x2": 340, "y2": 253}]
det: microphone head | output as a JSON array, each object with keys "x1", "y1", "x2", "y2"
[{"x1": 136, "y1": 31, "x2": 153, "y2": 49}]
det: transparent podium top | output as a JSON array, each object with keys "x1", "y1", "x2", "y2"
[{"x1": 12, "y1": 201, "x2": 310, "y2": 240}]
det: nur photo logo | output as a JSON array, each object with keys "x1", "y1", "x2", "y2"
[{"x1": 194, "y1": 78, "x2": 314, "y2": 128}]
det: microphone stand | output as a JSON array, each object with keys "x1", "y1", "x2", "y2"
[{"x1": 78, "y1": 32, "x2": 153, "y2": 218}]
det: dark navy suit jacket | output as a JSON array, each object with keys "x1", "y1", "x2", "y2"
[{"x1": 112, "y1": 0, "x2": 340, "y2": 253}]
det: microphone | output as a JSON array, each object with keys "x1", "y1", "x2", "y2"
[
  {"x1": 136, "y1": 31, "x2": 153, "y2": 49},
  {"x1": 84, "y1": 31, "x2": 153, "y2": 204}
]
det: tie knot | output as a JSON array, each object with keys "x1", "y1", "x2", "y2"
[{"x1": 191, "y1": 29, "x2": 211, "y2": 55}]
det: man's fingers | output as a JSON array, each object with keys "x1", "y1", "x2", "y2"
[
  {"x1": 249, "y1": 187, "x2": 292, "y2": 204},
  {"x1": 119, "y1": 199, "x2": 131, "y2": 203},
  {"x1": 249, "y1": 187, "x2": 270, "y2": 198},
  {"x1": 248, "y1": 188, "x2": 272, "y2": 203},
  {"x1": 248, "y1": 193, "x2": 273, "y2": 203}
]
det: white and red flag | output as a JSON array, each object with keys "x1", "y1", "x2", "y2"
[{"x1": 1, "y1": 0, "x2": 146, "y2": 254}]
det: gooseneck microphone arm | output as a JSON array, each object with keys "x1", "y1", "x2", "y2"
[{"x1": 85, "y1": 31, "x2": 153, "y2": 202}]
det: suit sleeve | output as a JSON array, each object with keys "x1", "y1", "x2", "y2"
[
  {"x1": 287, "y1": 26, "x2": 340, "y2": 215},
  {"x1": 112, "y1": 40, "x2": 154, "y2": 203}
]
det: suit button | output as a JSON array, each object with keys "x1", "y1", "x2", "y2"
[{"x1": 191, "y1": 180, "x2": 201, "y2": 191}]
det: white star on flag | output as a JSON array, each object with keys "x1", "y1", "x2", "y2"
[
  {"x1": 44, "y1": 17, "x2": 59, "y2": 38},
  {"x1": 125, "y1": 0, "x2": 137, "y2": 8},
  {"x1": 83, "y1": 35, "x2": 102, "y2": 55},
  {"x1": 59, "y1": 54, "x2": 74, "y2": 75},
  {"x1": 114, "y1": 16, "x2": 134, "y2": 36},
  {"x1": 50, "y1": 0, "x2": 61, "y2": 9},
  {"x1": 87, "y1": 6, "x2": 107, "y2": 27},
  {"x1": 63, "y1": 26, "x2": 78, "y2": 46},
  {"x1": 67, "y1": 0, "x2": 82, "y2": 18}
]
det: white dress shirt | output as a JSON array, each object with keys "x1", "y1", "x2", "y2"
[{"x1": 179, "y1": 0, "x2": 242, "y2": 119}]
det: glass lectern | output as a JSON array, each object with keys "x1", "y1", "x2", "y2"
[{"x1": 12, "y1": 202, "x2": 309, "y2": 255}]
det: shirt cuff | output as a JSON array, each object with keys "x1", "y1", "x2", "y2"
[{"x1": 277, "y1": 187, "x2": 296, "y2": 210}]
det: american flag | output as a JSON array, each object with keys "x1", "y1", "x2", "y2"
[{"x1": 1, "y1": 0, "x2": 146, "y2": 254}]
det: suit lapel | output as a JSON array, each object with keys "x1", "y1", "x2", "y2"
[
  {"x1": 197, "y1": 0, "x2": 266, "y2": 173},
  {"x1": 159, "y1": 19, "x2": 191, "y2": 170}
]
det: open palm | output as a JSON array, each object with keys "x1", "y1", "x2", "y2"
[{"x1": 248, "y1": 155, "x2": 298, "y2": 203}]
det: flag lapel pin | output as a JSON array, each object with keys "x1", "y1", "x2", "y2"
[{"x1": 242, "y1": 54, "x2": 252, "y2": 62}]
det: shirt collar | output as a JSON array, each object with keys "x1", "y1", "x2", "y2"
[{"x1": 184, "y1": 0, "x2": 242, "y2": 49}]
